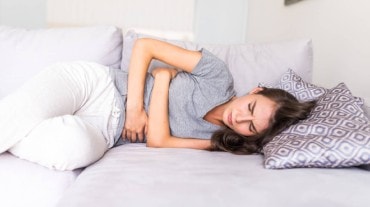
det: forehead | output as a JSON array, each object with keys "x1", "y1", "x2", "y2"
[{"x1": 241, "y1": 93, "x2": 275, "y2": 108}]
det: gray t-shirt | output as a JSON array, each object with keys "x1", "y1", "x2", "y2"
[{"x1": 111, "y1": 49, "x2": 235, "y2": 144}]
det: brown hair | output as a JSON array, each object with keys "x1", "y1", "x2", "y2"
[{"x1": 210, "y1": 87, "x2": 316, "y2": 155}]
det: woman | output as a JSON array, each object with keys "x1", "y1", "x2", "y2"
[
  {"x1": 123, "y1": 38, "x2": 315, "y2": 153},
  {"x1": 0, "y1": 38, "x2": 315, "y2": 170}
]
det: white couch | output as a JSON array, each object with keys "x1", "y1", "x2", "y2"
[{"x1": 1, "y1": 26, "x2": 369, "y2": 207}]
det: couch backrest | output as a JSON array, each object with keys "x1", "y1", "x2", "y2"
[
  {"x1": 121, "y1": 31, "x2": 313, "y2": 96},
  {"x1": 0, "y1": 26, "x2": 313, "y2": 100},
  {"x1": 0, "y1": 26, "x2": 123, "y2": 99}
]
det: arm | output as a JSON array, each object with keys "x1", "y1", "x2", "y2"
[
  {"x1": 123, "y1": 38, "x2": 202, "y2": 143},
  {"x1": 146, "y1": 68, "x2": 211, "y2": 150}
]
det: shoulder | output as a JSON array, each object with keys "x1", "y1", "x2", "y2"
[{"x1": 191, "y1": 48, "x2": 229, "y2": 77}]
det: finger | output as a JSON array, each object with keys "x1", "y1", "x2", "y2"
[
  {"x1": 143, "y1": 125, "x2": 148, "y2": 143},
  {"x1": 131, "y1": 132, "x2": 137, "y2": 143},
  {"x1": 137, "y1": 131, "x2": 144, "y2": 143},
  {"x1": 144, "y1": 122, "x2": 148, "y2": 136},
  {"x1": 126, "y1": 130, "x2": 132, "y2": 142},
  {"x1": 122, "y1": 129, "x2": 126, "y2": 139}
]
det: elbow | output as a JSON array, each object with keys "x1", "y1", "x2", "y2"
[
  {"x1": 134, "y1": 38, "x2": 147, "y2": 48},
  {"x1": 133, "y1": 38, "x2": 154, "y2": 54},
  {"x1": 146, "y1": 134, "x2": 168, "y2": 148},
  {"x1": 146, "y1": 139, "x2": 161, "y2": 148}
]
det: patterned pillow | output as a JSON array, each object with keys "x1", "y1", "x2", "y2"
[
  {"x1": 263, "y1": 83, "x2": 370, "y2": 169},
  {"x1": 260, "y1": 69, "x2": 328, "y2": 102}
]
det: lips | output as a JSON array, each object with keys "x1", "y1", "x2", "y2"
[{"x1": 228, "y1": 113, "x2": 233, "y2": 126}]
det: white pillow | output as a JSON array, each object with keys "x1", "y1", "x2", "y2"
[
  {"x1": 121, "y1": 31, "x2": 313, "y2": 96},
  {"x1": 0, "y1": 26, "x2": 123, "y2": 99}
]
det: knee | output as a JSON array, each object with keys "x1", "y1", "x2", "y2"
[
  {"x1": 9, "y1": 116, "x2": 109, "y2": 171},
  {"x1": 50, "y1": 123, "x2": 109, "y2": 170}
]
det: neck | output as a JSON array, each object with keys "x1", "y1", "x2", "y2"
[{"x1": 203, "y1": 97, "x2": 235, "y2": 126}]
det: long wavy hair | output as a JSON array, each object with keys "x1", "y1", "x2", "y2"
[{"x1": 210, "y1": 87, "x2": 316, "y2": 155}]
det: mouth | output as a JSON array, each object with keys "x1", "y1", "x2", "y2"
[{"x1": 228, "y1": 113, "x2": 233, "y2": 126}]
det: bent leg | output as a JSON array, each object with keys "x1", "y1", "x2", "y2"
[
  {"x1": 0, "y1": 63, "x2": 101, "y2": 153},
  {"x1": 9, "y1": 115, "x2": 108, "y2": 171}
]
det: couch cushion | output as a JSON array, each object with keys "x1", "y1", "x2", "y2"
[
  {"x1": 0, "y1": 26, "x2": 123, "y2": 99},
  {"x1": 0, "y1": 152, "x2": 81, "y2": 207},
  {"x1": 57, "y1": 144, "x2": 370, "y2": 207}
]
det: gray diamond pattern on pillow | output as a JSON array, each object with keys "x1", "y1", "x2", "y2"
[
  {"x1": 259, "y1": 69, "x2": 328, "y2": 102},
  {"x1": 259, "y1": 68, "x2": 365, "y2": 106},
  {"x1": 263, "y1": 83, "x2": 370, "y2": 169},
  {"x1": 278, "y1": 69, "x2": 328, "y2": 102}
]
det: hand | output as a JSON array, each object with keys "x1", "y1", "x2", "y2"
[
  {"x1": 151, "y1": 68, "x2": 178, "y2": 79},
  {"x1": 122, "y1": 108, "x2": 148, "y2": 143}
]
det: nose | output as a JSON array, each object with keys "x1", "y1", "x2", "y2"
[{"x1": 235, "y1": 114, "x2": 255, "y2": 123}]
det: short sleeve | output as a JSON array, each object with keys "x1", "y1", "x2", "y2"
[
  {"x1": 192, "y1": 49, "x2": 229, "y2": 77},
  {"x1": 167, "y1": 49, "x2": 236, "y2": 138},
  {"x1": 191, "y1": 49, "x2": 235, "y2": 108},
  {"x1": 191, "y1": 48, "x2": 235, "y2": 96}
]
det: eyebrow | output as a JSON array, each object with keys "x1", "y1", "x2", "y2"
[{"x1": 250, "y1": 100, "x2": 258, "y2": 134}]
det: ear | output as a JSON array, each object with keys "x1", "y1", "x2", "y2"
[{"x1": 248, "y1": 87, "x2": 264, "y2": 95}]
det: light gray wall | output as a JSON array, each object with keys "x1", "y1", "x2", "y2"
[
  {"x1": 0, "y1": 0, "x2": 46, "y2": 28},
  {"x1": 0, "y1": 0, "x2": 248, "y2": 44},
  {"x1": 247, "y1": 0, "x2": 370, "y2": 103},
  {"x1": 47, "y1": 0, "x2": 248, "y2": 44},
  {"x1": 47, "y1": 0, "x2": 195, "y2": 41},
  {"x1": 194, "y1": 0, "x2": 248, "y2": 44}
]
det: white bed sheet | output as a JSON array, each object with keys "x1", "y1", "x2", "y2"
[
  {"x1": 0, "y1": 152, "x2": 81, "y2": 207},
  {"x1": 57, "y1": 144, "x2": 370, "y2": 207}
]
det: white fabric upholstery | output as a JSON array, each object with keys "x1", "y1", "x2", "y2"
[
  {"x1": 0, "y1": 26, "x2": 122, "y2": 99},
  {"x1": 57, "y1": 144, "x2": 370, "y2": 207},
  {"x1": 0, "y1": 152, "x2": 81, "y2": 207}
]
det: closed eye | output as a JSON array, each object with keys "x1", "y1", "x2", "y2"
[
  {"x1": 249, "y1": 122, "x2": 257, "y2": 135},
  {"x1": 248, "y1": 101, "x2": 258, "y2": 134}
]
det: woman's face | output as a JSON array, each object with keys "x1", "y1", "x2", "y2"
[{"x1": 222, "y1": 91, "x2": 276, "y2": 137}]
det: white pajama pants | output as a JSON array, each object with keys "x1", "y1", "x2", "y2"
[{"x1": 0, "y1": 62, "x2": 122, "y2": 170}]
